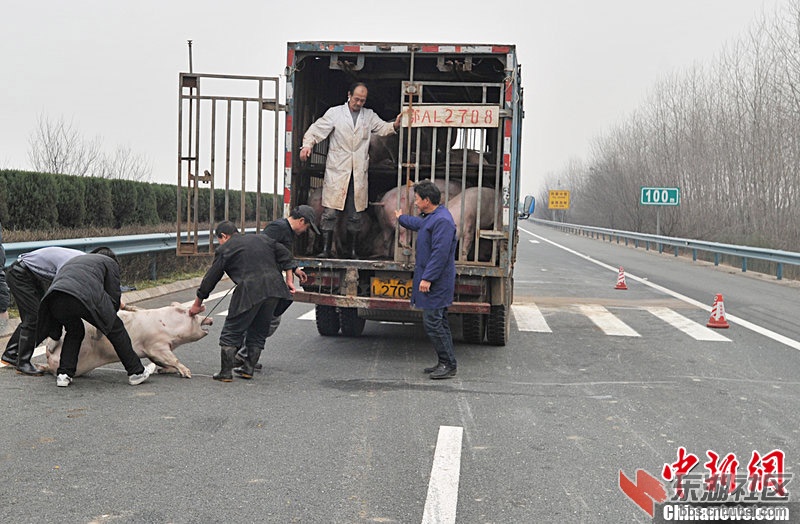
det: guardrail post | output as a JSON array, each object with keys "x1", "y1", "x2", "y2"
[
  {"x1": 714, "y1": 253, "x2": 720, "y2": 266},
  {"x1": 150, "y1": 253, "x2": 158, "y2": 281},
  {"x1": 777, "y1": 263, "x2": 783, "y2": 280},
  {"x1": 741, "y1": 258, "x2": 747, "y2": 273},
  {"x1": 692, "y1": 249, "x2": 697, "y2": 261},
  {"x1": 674, "y1": 246, "x2": 679, "y2": 257}
]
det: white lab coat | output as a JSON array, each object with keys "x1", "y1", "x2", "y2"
[{"x1": 302, "y1": 103, "x2": 397, "y2": 211}]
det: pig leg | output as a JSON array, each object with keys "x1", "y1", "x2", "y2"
[{"x1": 147, "y1": 345, "x2": 192, "y2": 378}]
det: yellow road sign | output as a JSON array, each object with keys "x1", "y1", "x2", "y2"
[{"x1": 548, "y1": 190, "x2": 570, "y2": 209}]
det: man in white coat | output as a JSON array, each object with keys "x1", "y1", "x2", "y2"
[{"x1": 299, "y1": 82, "x2": 402, "y2": 258}]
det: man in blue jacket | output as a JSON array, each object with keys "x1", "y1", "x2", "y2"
[{"x1": 395, "y1": 180, "x2": 459, "y2": 379}]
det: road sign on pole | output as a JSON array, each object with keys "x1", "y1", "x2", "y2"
[
  {"x1": 640, "y1": 187, "x2": 680, "y2": 206},
  {"x1": 548, "y1": 190, "x2": 570, "y2": 209}
]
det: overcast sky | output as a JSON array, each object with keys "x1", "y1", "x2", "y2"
[{"x1": 0, "y1": 0, "x2": 788, "y2": 199}]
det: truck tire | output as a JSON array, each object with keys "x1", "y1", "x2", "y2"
[
  {"x1": 486, "y1": 305, "x2": 509, "y2": 346},
  {"x1": 339, "y1": 307, "x2": 366, "y2": 337},
  {"x1": 316, "y1": 305, "x2": 340, "y2": 336},
  {"x1": 462, "y1": 313, "x2": 485, "y2": 344}
]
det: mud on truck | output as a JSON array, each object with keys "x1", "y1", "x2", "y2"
[{"x1": 177, "y1": 41, "x2": 523, "y2": 345}]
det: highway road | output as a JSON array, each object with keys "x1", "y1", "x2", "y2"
[{"x1": 1, "y1": 221, "x2": 798, "y2": 523}]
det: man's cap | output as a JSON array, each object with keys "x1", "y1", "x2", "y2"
[{"x1": 296, "y1": 205, "x2": 320, "y2": 235}]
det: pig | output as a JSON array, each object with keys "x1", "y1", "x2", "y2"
[
  {"x1": 369, "y1": 133, "x2": 398, "y2": 167},
  {"x1": 39, "y1": 303, "x2": 213, "y2": 379},
  {"x1": 373, "y1": 183, "x2": 414, "y2": 258},
  {"x1": 306, "y1": 187, "x2": 324, "y2": 255},
  {"x1": 333, "y1": 212, "x2": 374, "y2": 258},
  {"x1": 372, "y1": 179, "x2": 463, "y2": 258},
  {"x1": 447, "y1": 187, "x2": 496, "y2": 261}
]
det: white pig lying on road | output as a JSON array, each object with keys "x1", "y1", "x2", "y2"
[{"x1": 39, "y1": 303, "x2": 213, "y2": 379}]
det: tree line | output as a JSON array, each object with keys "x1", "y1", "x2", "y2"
[
  {"x1": 536, "y1": 0, "x2": 800, "y2": 253},
  {"x1": 0, "y1": 169, "x2": 274, "y2": 232}
]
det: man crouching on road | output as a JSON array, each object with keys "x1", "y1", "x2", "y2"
[{"x1": 189, "y1": 221, "x2": 295, "y2": 382}]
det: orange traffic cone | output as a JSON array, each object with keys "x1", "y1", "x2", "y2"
[
  {"x1": 614, "y1": 267, "x2": 628, "y2": 290},
  {"x1": 707, "y1": 294, "x2": 730, "y2": 328}
]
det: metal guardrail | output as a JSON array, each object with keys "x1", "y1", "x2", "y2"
[
  {"x1": 3, "y1": 232, "x2": 211, "y2": 268},
  {"x1": 530, "y1": 218, "x2": 800, "y2": 280}
]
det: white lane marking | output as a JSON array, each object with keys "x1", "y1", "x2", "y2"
[
  {"x1": 578, "y1": 304, "x2": 640, "y2": 337},
  {"x1": 518, "y1": 226, "x2": 800, "y2": 351},
  {"x1": 512, "y1": 304, "x2": 552, "y2": 333},
  {"x1": 529, "y1": 239, "x2": 539, "y2": 244},
  {"x1": 298, "y1": 309, "x2": 316, "y2": 321},
  {"x1": 644, "y1": 306, "x2": 731, "y2": 342},
  {"x1": 422, "y1": 425, "x2": 464, "y2": 524}
]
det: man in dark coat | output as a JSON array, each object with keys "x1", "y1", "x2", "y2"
[
  {"x1": 396, "y1": 180, "x2": 459, "y2": 379},
  {"x1": 36, "y1": 249, "x2": 155, "y2": 387},
  {"x1": 234, "y1": 205, "x2": 319, "y2": 375},
  {"x1": 189, "y1": 221, "x2": 295, "y2": 381},
  {"x1": 3, "y1": 246, "x2": 84, "y2": 374},
  {"x1": 0, "y1": 221, "x2": 9, "y2": 329}
]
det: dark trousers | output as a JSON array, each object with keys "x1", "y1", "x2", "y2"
[
  {"x1": 5, "y1": 262, "x2": 50, "y2": 359},
  {"x1": 320, "y1": 174, "x2": 363, "y2": 233},
  {"x1": 219, "y1": 297, "x2": 279, "y2": 352},
  {"x1": 422, "y1": 307, "x2": 456, "y2": 367},
  {"x1": 47, "y1": 291, "x2": 144, "y2": 377}
]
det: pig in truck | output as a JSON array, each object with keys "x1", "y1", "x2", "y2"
[
  {"x1": 286, "y1": 42, "x2": 523, "y2": 346},
  {"x1": 176, "y1": 42, "x2": 523, "y2": 345}
]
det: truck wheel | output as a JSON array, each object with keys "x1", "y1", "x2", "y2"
[
  {"x1": 462, "y1": 313, "x2": 485, "y2": 344},
  {"x1": 339, "y1": 307, "x2": 366, "y2": 337},
  {"x1": 316, "y1": 305, "x2": 340, "y2": 336},
  {"x1": 486, "y1": 305, "x2": 509, "y2": 346}
]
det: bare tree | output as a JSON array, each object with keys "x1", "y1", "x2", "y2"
[
  {"x1": 27, "y1": 114, "x2": 152, "y2": 181},
  {"x1": 27, "y1": 114, "x2": 102, "y2": 176},
  {"x1": 96, "y1": 144, "x2": 152, "y2": 181}
]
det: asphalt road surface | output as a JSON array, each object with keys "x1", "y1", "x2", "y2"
[{"x1": 2, "y1": 222, "x2": 798, "y2": 523}]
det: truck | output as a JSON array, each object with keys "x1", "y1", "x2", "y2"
[{"x1": 177, "y1": 41, "x2": 524, "y2": 345}]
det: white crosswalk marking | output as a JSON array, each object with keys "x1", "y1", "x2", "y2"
[
  {"x1": 643, "y1": 306, "x2": 731, "y2": 342},
  {"x1": 578, "y1": 304, "x2": 640, "y2": 337},
  {"x1": 298, "y1": 310, "x2": 316, "y2": 321},
  {"x1": 512, "y1": 304, "x2": 552, "y2": 333}
]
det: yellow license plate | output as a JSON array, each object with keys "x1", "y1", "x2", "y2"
[{"x1": 371, "y1": 277, "x2": 413, "y2": 299}]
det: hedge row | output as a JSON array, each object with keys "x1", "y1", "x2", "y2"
[{"x1": 0, "y1": 170, "x2": 275, "y2": 230}]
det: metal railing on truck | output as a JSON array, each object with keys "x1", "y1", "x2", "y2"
[{"x1": 531, "y1": 218, "x2": 800, "y2": 280}]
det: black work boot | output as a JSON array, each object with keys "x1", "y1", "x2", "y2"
[
  {"x1": 234, "y1": 348, "x2": 262, "y2": 375},
  {"x1": 430, "y1": 363, "x2": 457, "y2": 380},
  {"x1": 1, "y1": 330, "x2": 20, "y2": 366},
  {"x1": 238, "y1": 347, "x2": 263, "y2": 379},
  {"x1": 213, "y1": 345, "x2": 238, "y2": 382},
  {"x1": 423, "y1": 360, "x2": 447, "y2": 374},
  {"x1": 15, "y1": 334, "x2": 43, "y2": 376},
  {"x1": 317, "y1": 230, "x2": 333, "y2": 258}
]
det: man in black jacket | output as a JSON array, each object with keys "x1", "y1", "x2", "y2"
[
  {"x1": 0, "y1": 221, "x2": 9, "y2": 330},
  {"x1": 36, "y1": 249, "x2": 155, "y2": 387},
  {"x1": 189, "y1": 221, "x2": 295, "y2": 382},
  {"x1": 233, "y1": 205, "x2": 318, "y2": 375}
]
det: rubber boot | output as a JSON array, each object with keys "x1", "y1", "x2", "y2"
[
  {"x1": 345, "y1": 230, "x2": 358, "y2": 259},
  {"x1": 316, "y1": 230, "x2": 333, "y2": 258},
  {"x1": 213, "y1": 345, "x2": 238, "y2": 382},
  {"x1": 238, "y1": 347, "x2": 263, "y2": 379},
  {"x1": 1, "y1": 329, "x2": 19, "y2": 366},
  {"x1": 15, "y1": 333, "x2": 43, "y2": 376},
  {"x1": 234, "y1": 346, "x2": 263, "y2": 375}
]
